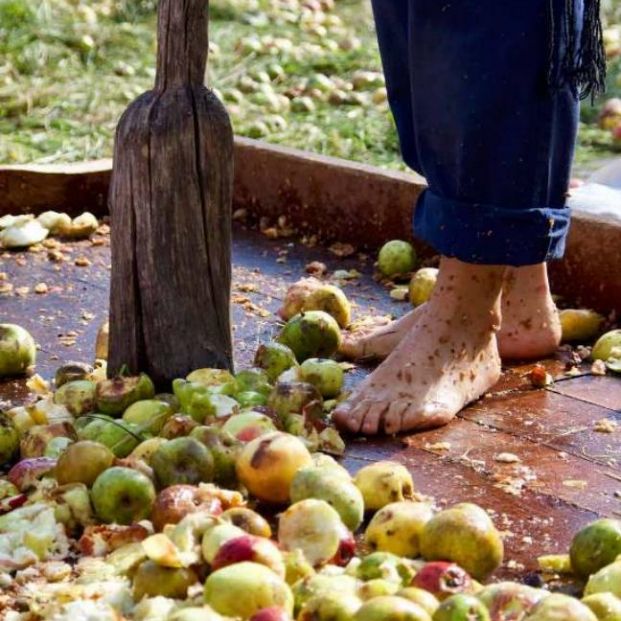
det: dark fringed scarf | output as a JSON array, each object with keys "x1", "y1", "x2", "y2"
[{"x1": 548, "y1": 0, "x2": 607, "y2": 102}]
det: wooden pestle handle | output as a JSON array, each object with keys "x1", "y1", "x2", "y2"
[{"x1": 155, "y1": 0, "x2": 209, "y2": 91}]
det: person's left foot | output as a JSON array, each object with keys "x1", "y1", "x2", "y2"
[
  {"x1": 333, "y1": 259, "x2": 504, "y2": 435},
  {"x1": 498, "y1": 265, "x2": 561, "y2": 360}
]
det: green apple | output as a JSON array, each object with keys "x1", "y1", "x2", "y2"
[
  {"x1": 151, "y1": 437, "x2": 214, "y2": 488},
  {"x1": 122, "y1": 399, "x2": 174, "y2": 434},
  {"x1": 0, "y1": 324, "x2": 36, "y2": 377},
  {"x1": 91, "y1": 466, "x2": 156, "y2": 524}
]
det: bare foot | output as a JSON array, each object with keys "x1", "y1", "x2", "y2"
[
  {"x1": 498, "y1": 264, "x2": 561, "y2": 360},
  {"x1": 339, "y1": 310, "x2": 420, "y2": 361},
  {"x1": 340, "y1": 264, "x2": 561, "y2": 363},
  {"x1": 333, "y1": 259, "x2": 504, "y2": 435}
]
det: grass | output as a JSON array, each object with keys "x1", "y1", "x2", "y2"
[{"x1": 0, "y1": 0, "x2": 619, "y2": 171}]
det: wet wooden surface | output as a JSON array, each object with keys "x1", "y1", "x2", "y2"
[{"x1": 1, "y1": 223, "x2": 620, "y2": 581}]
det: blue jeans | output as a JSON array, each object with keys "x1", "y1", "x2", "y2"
[{"x1": 372, "y1": 0, "x2": 580, "y2": 266}]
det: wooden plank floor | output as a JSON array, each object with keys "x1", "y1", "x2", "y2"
[{"x1": 1, "y1": 223, "x2": 619, "y2": 581}]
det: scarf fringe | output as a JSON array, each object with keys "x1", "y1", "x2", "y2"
[{"x1": 548, "y1": 0, "x2": 607, "y2": 102}]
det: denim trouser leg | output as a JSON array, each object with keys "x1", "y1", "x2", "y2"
[{"x1": 371, "y1": 0, "x2": 580, "y2": 266}]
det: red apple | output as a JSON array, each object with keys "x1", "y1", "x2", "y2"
[
  {"x1": 411, "y1": 562, "x2": 473, "y2": 601},
  {"x1": 212, "y1": 534, "x2": 285, "y2": 578}
]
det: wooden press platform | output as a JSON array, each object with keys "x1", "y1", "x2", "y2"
[{"x1": 1, "y1": 224, "x2": 619, "y2": 581}]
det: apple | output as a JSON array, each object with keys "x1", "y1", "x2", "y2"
[
  {"x1": 151, "y1": 437, "x2": 214, "y2": 488},
  {"x1": 582, "y1": 593, "x2": 621, "y2": 621},
  {"x1": 44, "y1": 436, "x2": 74, "y2": 458},
  {"x1": 356, "y1": 552, "x2": 417, "y2": 586},
  {"x1": 570, "y1": 518, "x2": 621, "y2": 578},
  {"x1": 278, "y1": 498, "x2": 352, "y2": 567},
  {"x1": 409, "y1": 268, "x2": 438, "y2": 307},
  {"x1": 173, "y1": 379, "x2": 240, "y2": 422},
  {"x1": 299, "y1": 358, "x2": 344, "y2": 398},
  {"x1": 477, "y1": 582, "x2": 547, "y2": 619},
  {"x1": 54, "y1": 361, "x2": 93, "y2": 387},
  {"x1": 55, "y1": 440, "x2": 115, "y2": 486},
  {"x1": 54, "y1": 380, "x2": 97, "y2": 416},
  {"x1": 267, "y1": 382, "x2": 322, "y2": 422},
  {"x1": 95, "y1": 373, "x2": 155, "y2": 416},
  {"x1": 160, "y1": 414, "x2": 199, "y2": 438},
  {"x1": 20, "y1": 421, "x2": 77, "y2": 459},
  {"x1": 365, "y1": 502, "x2": 433, "y2": 557},
  {"x1": 235, "y1": 368, "x2": 273, "y2": 396},
  {"x1": 354, "y1": 461, "x2": 415, "y2": 511},
  {"x1": 358, "y1": 580, "x2": 400, "y2": 601},
  {"x1": 91, "y1": 466, "x2": 156, "y2": 524},
  {"x1": 221, "y1": 412, "x2": 277, "y2": 442},
  {"x1": 236, "y1": 432, "x2": 313, "y2": 504},
  {"x1": 204, "y1": 562, "x2": 294, "y2": 618},
  {"x1": 212, "y1": 534, "x2": 285, "y2": 577},
  {"x1": 237, "y1": 391, "x2": 268, "y2": 408},
  {"x1": 432, "y1": 594, "x2": 490, "y2": 621},
  {"x1": 151, "y1": 484, "x2": 223, "y2": 531},
  {"x1": 78, "y1": 415, "x2": 144, "y2": 458},
  {"x1": 0, "y1": 324, "x2": 36, "y2": 377},
  {"x1": 377, "y1": 240, "x2": 417, "y2": 278},
  {"x1": 221, "y1": 507, "x2": 273, "y2": 538},
  {"x1": 0, "y1": 413, "x2": 20, "y2": 466},
  {"x1": 129, "y1": 437, "x2": 168, "y2": 464},
  {"x1": 278, "y1": 277, "x2": 323, "y2": 321},
  {"x1": 122, "y1": 399, "x2": 174, "y2": 434},
  {"x1": 420, "y1": 503, "x2": 503, "y2": 581},
  {"x1": 202, "y1": 522, "x2": 247, "y2": 564},
  {"x1": 411, "y1": 562, "x2": 473, "y2": 602},
  {"x1": 396, "y1": 589, "x2": 439, "y2": 617},
  {"x1": 559, "y1": 309, "x2": 605, "y2": 343},
  {"x1": 291, "y1": 465, "x2": 364, "y2": 530},
  {"x1": 132, "y1": 559, "x2": 198, "y2": 600},
  {"x1": 8, "y1": 456, "x2": 57, "y2": 491},
  {"x1": 584, "y1": 561, "x2": 621, "y2": 598},
  {"x1": 254, "y1": 342, "x2": 299, "y2": 382},
  {"x1": 278, "y1": 311, "x2": 342, "y2": 362},
  {"x1": 302, "y1": 285, "x2": 351, "y2": 329},
  {"x1": 190, "y1": 426, "x2": 240, "y2": 486},
  {"x1": 299, "y1": 592, "x2": 362, "y2": 621}
]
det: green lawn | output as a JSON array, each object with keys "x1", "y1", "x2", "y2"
[{"x1": 0, "y1": 0, "x2": 619, "y2": 171}]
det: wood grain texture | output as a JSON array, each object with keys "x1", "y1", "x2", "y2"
[{"x1": 108, "y1": 0, "x2": 234, "y2": 386}]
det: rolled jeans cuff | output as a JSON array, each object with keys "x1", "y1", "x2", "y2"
[{"x1": 413, "y1": 189, "x2": 571, "y2": 266}]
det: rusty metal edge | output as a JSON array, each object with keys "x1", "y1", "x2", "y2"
[{"x1": 1, "y1": 137, "x2": 620, "y2": 313}]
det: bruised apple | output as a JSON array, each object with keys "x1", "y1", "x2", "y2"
[
  {"x1": 20, "y1": 421, "x2": 77, "y2": 458},
  {"x1": 354, "y1": 461, "x2": 415, "y2": 511},
  {"x1": 151, "y1": 484, "x2": 223, "y2": 531},
  {"x1": 477, "y1": 582, "x2": 548, "y2": 620},
  {"x1": 254, "y1": 342, "x2": 299, "y2": 382},
  {"x1": 0, "y1": 413, "x2": 20, "y2": 466},
  {"x1": 236, "y1": 432, "x2": 312, "y2": 504},
  {"x1": 8, "y1": 456, "x2": 57, "y2": 491},
  {"x1": 267, "y1": 381, "x2": 322, "y2": 422},
  {"x1": 96, "y1": 374, "x2": 155, "y2": 416},
  {"x1": 278, "y1": 498, "x2": 353, "y2": 567},
  {"x1": 302, "y1": 285, "x2": 352, "y2": 329},
  {"x1": 202, "y1": 522, "x2": 247, "y2": 564},
  {"x1": 221, "y1": 412, "x2": 277, "y2": 443},
  {"x1": 299, "y1": 359, "x2": 344, "y2": 398},
  {"x1": 365, "y1": 502, "x2": 433, "y2": 557},
  {"x1": 54, "y1": 380, "x2": 97, "y2": 416},
  {"x1": 55, "y1": 440, "x2": 115, "y2": 486},
  {"x1": 221, "y1": 507, "x2": 273, "y2": 538},
  {"x1": 433, "y1": 594, "x2": 490, "y2": 621},
  {"x1": 353, "y1": 596, "x2": 430, "y2": 621},
  {"x1": 411, "y1": 562, "x2": 473, "y2": 602}
]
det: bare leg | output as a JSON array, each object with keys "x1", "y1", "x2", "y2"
[
  {"x1": 333, "y1": 258, "x2": 504, "y2": 435},
  {"x1": 339, "y1": 263, "x2": 560, "y2": 362},
  {"x1": 497, "y1": 264, "x2": 561, "y2": 359}
]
